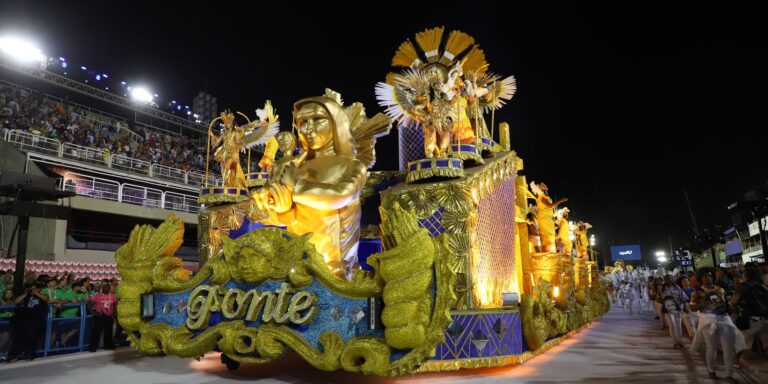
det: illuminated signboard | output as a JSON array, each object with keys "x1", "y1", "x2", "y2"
[{"x1": 610, "y1": 244, "x2": 642, "y2": 261}]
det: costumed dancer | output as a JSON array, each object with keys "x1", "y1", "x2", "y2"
[
  {"x1": 529, "y1": 182, "x2": 568, "y2": 253},
  {"x1": 660, "y1": 274, "x2": 688, "y2": 348},
  {"x1": 574, "y1": 221, "x2": 591, "y2": 260},
  {"x1": 689, "y1": 268, "x2": 747, "y2": 380},
  {"x1": 208, "y1": 103, "x2": 280, "y2": 189},
  {"x1": 555, "y1": 208, "x2": 572, "y2": 255}
]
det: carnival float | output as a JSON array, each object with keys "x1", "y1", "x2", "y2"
[{"x1": 114, "y1": 27, "x2": 609, "y2": 376}]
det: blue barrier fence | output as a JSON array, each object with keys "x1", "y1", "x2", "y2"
[{"x1": 0, "y1": 303, "x2": 94, "y2": 357}]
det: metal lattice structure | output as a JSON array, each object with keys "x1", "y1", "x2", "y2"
[
  {"x1": 0, "y1": 57, "x2": 206, "y2": 133},
  {"x1": 474, "y1": 177, "x2": 518, "y2": 306},
  {"x1": 398, "y1": 125, "x2": 425, "y2": 171}
]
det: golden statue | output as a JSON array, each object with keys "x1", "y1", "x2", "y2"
[
  {"x1": 555, "y1": 207, "x2": 572, "y2": 255},
  {"x1": 207, "y1": 103, "x2": 280, "y2": 189},
  {"x1": 574, "y1": 221, "x2": 591, "y2": 260},
  {"x1": 266, "y1": 131, "x2": 298, "y2": 184},
  {"x1": 529, "y1": 181, "x2": 567, "y2": 253},
  {"x1": 250, "y1": 89, "x2": 391, "y2": 278}
]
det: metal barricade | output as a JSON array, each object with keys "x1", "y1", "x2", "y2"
[
  {"x1": 62, "y1": 172, "x2": 120, "y2": 201},
  {"x1": 5, "y1": 129, "x2": 61, "y2": 157},
  {"x1": 62, "y1": 143, "x2": 110, "y2": 167},
  {"x1": 164, "y1": 191, "x2": 200, "y2": 213},
  {"x1": 151, "y1": 163, "x2": 186, "y2": 184},
  {"x1": 121, "y1": 183, "x2": 163, "y2": 208},
  {"x1": 110, "y1": 154, "x2": 151, "y2": 176},
  {"x1": 0, "y1": 303, "x2": 91, "y2": 358}
]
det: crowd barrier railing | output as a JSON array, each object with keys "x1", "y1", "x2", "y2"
[{"x1": 0, "y1": 303, "x2": 92, "y2": 357}]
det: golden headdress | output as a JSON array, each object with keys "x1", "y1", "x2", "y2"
[
  {"x1": 220, "y1": 109, "x2": 235, "y2": 126},
  {"x1": 295, "y1": 89, "x2": 392, "y2": 168}
]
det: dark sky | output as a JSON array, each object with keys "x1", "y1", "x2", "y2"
[{"x1": 2, "y1": 1, "x2": 767, "y2": 262}]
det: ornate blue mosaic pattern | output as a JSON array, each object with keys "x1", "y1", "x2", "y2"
[
  {"x1": 418, "y1": 207, "x2": 445, "y2": 237},
  {"x1": 431, "y1": 310, "x2": 524, "y2": 360}
]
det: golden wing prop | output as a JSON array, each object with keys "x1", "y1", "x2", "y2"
[
  {"x1": 242, "y1": 121, "x2": 280, "y2": 149},
  {"x1": 479, "y1": 74, "x2": 517, "y2": 113},
  {"x1": 344, "y1": 102, "x2": 393, "y2": 169},
  {"x1": 242, "y1": 101, "x2": 280, "y2": 149},
  {"x1": 375, "y1": 69, "x2": 430, "y2": 128}
]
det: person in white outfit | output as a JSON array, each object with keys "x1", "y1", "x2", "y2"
[
  {"x1": 680, "y1": 276, "x2": 698, "y2": 339},
  {"x1": 690, "y1": 268, "x2": 747, "y2": 381},
  {"x1": 661, "y1": 274, "x2": 688, "y2": 348}
]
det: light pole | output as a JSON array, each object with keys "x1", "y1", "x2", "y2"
[
  {"x1": 589, "y1": 234, "x2": 600, "y2": 265},
  {"x1": 655, "y1": 250, "x2": 667, "y2": 272}
]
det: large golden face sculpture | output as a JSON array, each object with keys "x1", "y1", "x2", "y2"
[{"x1": 297, "y1": 103, "x2": 333, "y2": 151}]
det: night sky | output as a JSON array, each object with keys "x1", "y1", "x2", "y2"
[{"x1": 2, "y1": 1, "x2": 766, "y2": 263}]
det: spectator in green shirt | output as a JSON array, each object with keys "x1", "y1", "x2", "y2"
[
  {"x1": 59, "y1": 282, "x2": 88, "y2": 347},
  {"x1": 41, "y1": 278, "x2": 59, "y2": 303},
  {"x1": 0, "y1": 272, "x2": 11, "y2": 293}
]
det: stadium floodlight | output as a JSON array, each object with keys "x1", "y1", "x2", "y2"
[
  {"x1": 589, "y1": 234, "x2": 596, "y2": 246},
  {"x1": 131, "y1": 87, "x2": 154, "y2": 103},
  {"x1": 0, "y1": 36, "x2": 45, "y2": 63}
]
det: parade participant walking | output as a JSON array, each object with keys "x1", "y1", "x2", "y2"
[
  {"x1": 661, "y1": 275, "x2": 688, "y2": 348},
  {"x1": 690, "y1": 268, "x2": 746, "y2": 380}
]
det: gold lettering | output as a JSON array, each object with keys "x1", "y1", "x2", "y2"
[
  {"x1": 244, "y1": 290, "x2": 270, "y2": 321},
  {"x1": 185, "y1": 284, "x2": 318, "y2": 329},
  {"x1": 221, "y1": 288, "x2": 248, "y2": 319},
  {"x1": 186, "y1": 285, "x2": 222, "y2": 330},
  {"x1": 260, "y1": 292, "x2": 278, "y2": 322},
  {"x1": 271, "y1": 283, "x2": 294, "y2": 324},
  {"x1": 288, "y1": 291, "x2": 318, "y2": 324}
]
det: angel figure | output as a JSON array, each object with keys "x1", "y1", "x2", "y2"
[{"x1": 208, "y1": 102, "x2": 279, "y2": 189}]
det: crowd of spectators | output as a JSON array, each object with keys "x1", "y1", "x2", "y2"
[{"x1": 0, "y1": 82, "x2": 216, "y2": 176}]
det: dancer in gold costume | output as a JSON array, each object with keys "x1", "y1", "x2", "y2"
[
  {"x1": 251, "y1": 89, "x2": 391, "y2": 278},
  {"x1": 208, "y1": 103, "x2": 279, "y2": 189},
  {"x1": 556, "y1": 207, "x2": 572, "y2": 255},
  {"x1": 574, "y1": 221, "x2": 591, "y2": 260},
  {"x1": 530, "y1": 181, "x2": 567, "y2": 253}
]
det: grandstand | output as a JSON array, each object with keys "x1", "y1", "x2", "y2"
[{"x1": 0, "y1": 56, "x2": 254, "y2": 266}]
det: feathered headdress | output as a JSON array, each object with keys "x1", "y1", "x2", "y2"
[
  {"x1": 220, "y1": 109, "x2": 235, "y2": 126},
  {"x1": 529, "y1": 181, "x2": 545, "y2": 197}
]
